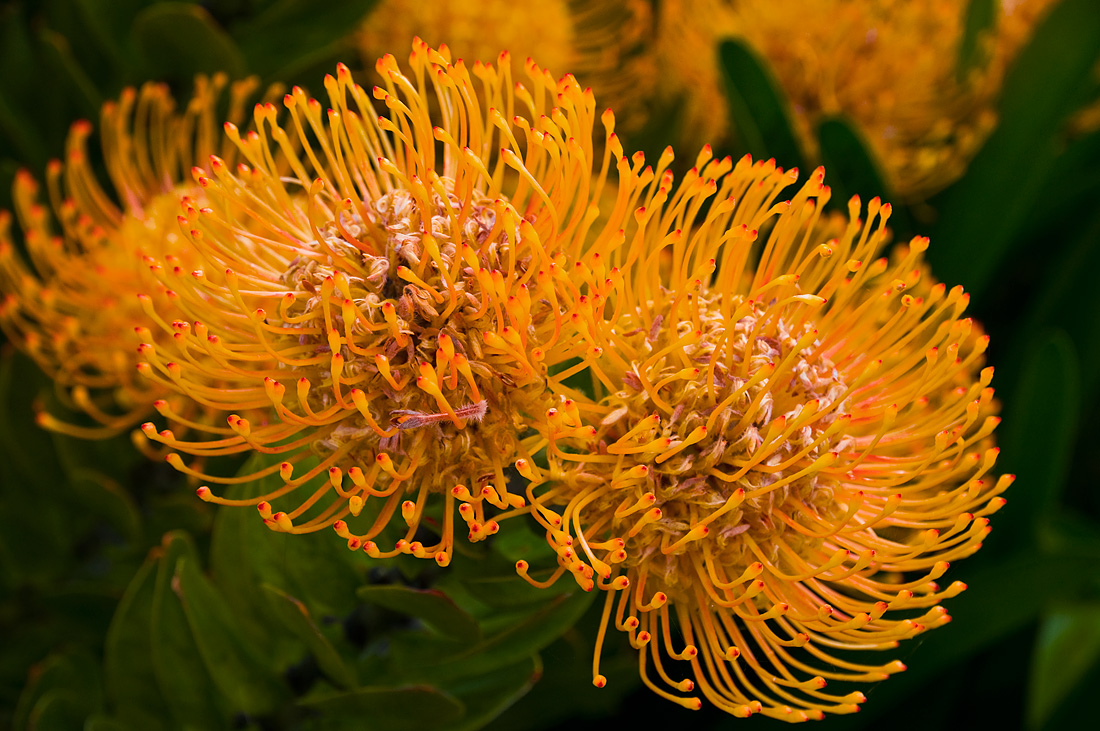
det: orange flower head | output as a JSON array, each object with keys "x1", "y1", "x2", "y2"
[
  {"x1": 654, "y1": 0, "x2": 1063, "y2": 199},
  {"x1": 521, "y1": 149, "x2": 1011, "y2": 719},
  {"x1": 0, "y1": 76, "x2": 260, "y2": 437},
  {"x1": 136, "y1": 40, "x2": 645, "y2": 567}
]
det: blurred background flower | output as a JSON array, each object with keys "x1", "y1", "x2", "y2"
[
  {"x1": 0, "y1": 75, "x2": 264, "y2": 439},
  {"x1": 1, "y1": 1, "x2": 1099, "y2": 730},
  {"x1": 650, "y1": 0, "x2": 1090, "y2": 201}
]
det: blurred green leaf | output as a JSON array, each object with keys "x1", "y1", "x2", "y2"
[
  {"x1": 414, "y1": 591, "x2": 593, "y2": 683},
  {"x1": 298, "y1": 685, "x2": 464, "y2": 730},
  {"x1": 0, "y1": 5, "x2": 49, "y2": 166},
  {"x1": 929, "y1": 0, "x2": 1100, "y2": 299},
  {"x1": 84, "y1": 716, "x2": 128, "y2": 731},
  {"x1": 460, "y1": 569, "x2": 569, "y2": 610},
  {"x1": 1041, "y1": 510, "x2": 1100, "y2": 560},
  {"x1": 718, "y1": 38, "x2": 805, "y2": 171},
  {"x1": 1027, "y1": 604, "x2": 1100, "y2": 729},
  {"x1": 441, "y1": 655, "x2": 540, "y2": 731},
  {"x1": 71, "y1": 0, "x2": 155, "y2": 74},
  {"x1": 994, "y1": 331, "x2": 1080, "y2": 548},
  {"x1": 69, "y1": 468, "x2": 143, "y2": 545},
  {"x1": 150, "y1": 531, "x2": 225, "y2": 728},
  {"x1": 37, "y1": 28, "x2": 103, "y2": 121},
  {"x1": 209, "y1": 454, "x2": 364, "y2": 621},
  {"x1": 232, "y1": 0, "x2": 379, "y2": 81},
  {"x1": 1013, "y1": 206, "x2": 1100, "y2": 406},
  {"x1": 817, "y1": 116, "x2": 913, "y2": 236},
  {"x1": 25, "y1": 691, "x2": 89, "y2": 731},
  {"x1": 0, "y1": 354, "x2": 70, "y2": 585},
  {"x1": 263, "y1": 584, "x2": 357, "y2": 689},
  {"x1": 957, "y1": 0, "x2": 997, "y2": 82},
  {"x1": 12, "y1": 650, "x2": 102, "y2": 731},
  {"x1": 175, "y1": 556, "x2": 286, "y2": 715},
  {"x1": 358, "y1": 585, "x2": 481, "y2": 643},
  {"x1": 103, "y1": 555, "x2": 169, "y2": 731},
  {"x1": 817, "y1": 117, "x2": 890, "y2": 201},
  {"x1": 130, "y1": 2, "x2": 246, "y2": 81}
]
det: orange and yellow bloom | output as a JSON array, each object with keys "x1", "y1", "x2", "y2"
[
  {"x1": 520, "y1": 151, "x2": 1011, "y2": 719},
  {"x1": 0, "y1": 75, "x2": 260, "y2": 437},
  {"x1": 135, "y1": 41, "x2": 643, "y2": 567}
]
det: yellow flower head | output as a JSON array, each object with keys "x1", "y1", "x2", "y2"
[
  {"x1": 655, "y1": 0, "x2": 1059, "y2": 199},
  {"x1": 521, "y1": 150, "x2": 1011, "y2": 719},
  {"x1": 0, "y1": 76, "x2": 259, "y2": 437},
  {"x1": 136, "y1": 40, "x2": 641, "y2": 567},
  {"x1": 358, "y1": 0, "x2": 656, "y2": 134}
]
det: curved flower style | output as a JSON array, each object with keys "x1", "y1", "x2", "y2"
[
  {"x1": 0, "y1": 75, "x2": 259, "y2": 437},
  {"x1": 136, "y1": 41, "x2": 645, "y2": 567},
  {"x1": 519, "y1": 152, "x2": 1012, "y2": 719},
  {"x1": 654, "y1": 0, "x2": 1060, "y2": 199},
  {"x1": 358, "y1": 0, "x2": 656, "y2": 134}
]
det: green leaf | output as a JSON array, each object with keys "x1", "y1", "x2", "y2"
[
  {"x1": 84, "y1": 716, "x2": 129, "y2": 731},
  {"x1": 0, "y1": 5, "x2": 49, "y2": 166},
  {"x1": 297, "y1": 685, "x2": 464, "y2": 730},
  {"x1": 175, "y1": 557, "x2": 286, "y2": 715},
  {"x1": 103, "y1": 556, "x2": 170, "y2": 731},
  {"x1": 130, "y1": 2, "x2": 246, "y2": 82},
  {"x1": 816, "y1": 116, "x2": 913, "y2": 237},
  {"x1": 459, "y1": 569, "x2": 569, "y2": 610},
  {"x1": 149, "y1": 532, "x2": 225, "y2": 729},
  {"x1": 25, "y1": 691, "x2": 89, "y2": 731},
  {"x1": 12, "y1": 651, "x2": 102, "y2": 731},
  {"x1": 263, "y1": 584, "x2": 357, "y2": 689},
  {"x1": 37, "y1": 27, "x2": 103, "y2": 121},
  {"x1": 440, "y1": 655, "x2": 541, "y2": 731},
  {"x1": 1027, "y1": 604, "x2": 1100, "y2": 729},
  {"x1": 358, "y1": 585, "x2": 481, "y2": 643},
  {"x1": 929, "y1": 0, "x2": 1100, "y2": 299},
  {"x1": 208, "y1": 453, "x2": 364, "y2": 621},
  {"x1": 718, "y1": 38, "x2": 805, "y2": 172},
  {"x1": 994, "y1": 331, "x2": 1080, "y2": 548},
  {"x1": 68, "y1": 468, "x2": 143, "y2": 546},
  {"x1": 957, "y1": 0, "x2": 997, "y2": 82},
  {"x1": 0, "y1": 354, "x2": 70, "y2": 585},
  {"x1": 71, "y1": 0, "x2": 156, "y2": 73},
  {"x1": 411, "y1": 591, "x2": 593, "y2": 683},
  {"x1": 232, "y1": 0, "x2": 379, "y2": 81},
  {"x1": 1012, "y1": 205, "x2": 1100, "y2": 406}
]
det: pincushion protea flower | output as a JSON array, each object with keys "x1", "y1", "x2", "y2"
[
  {"x1": 653, "y1": 0, "x2": 1062, "y2": 199},
  {"x1": 358, "y1": 0, "x2": 656, "y2": 135},
  {"x1": 0, "y1": 75, "x2": 259, "y2": 437},
  {"x1": 136, "y1": 40, "x2": 646, "y2": 567},
  {"x1": 517, "y1": 149, "x2": 1012, "y2": 719}
]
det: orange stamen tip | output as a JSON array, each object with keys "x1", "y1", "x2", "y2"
[
  {"x1": 196, "y1": 486, "x2": 212, "y2": 501},
  {"x1": 593, "y1": 675, "x2": 607, "y2": 688}
]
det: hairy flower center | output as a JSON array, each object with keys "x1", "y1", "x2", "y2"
[
  {"x1": 601, "y1": 300, "x2": 850, "y2": 602},
  {"x1": 278, "y1": 183, "x2": 541, "y2": 470}
]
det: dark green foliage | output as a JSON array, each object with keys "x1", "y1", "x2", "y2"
[{"x1": 718, "y1": 39, "x2": 805, "y2": 173}]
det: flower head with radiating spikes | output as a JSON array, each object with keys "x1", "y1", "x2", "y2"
[
  {"x1": 518, "y1": 149, "x2": 1011, "y2": 720},
  {"x1": 0, "y1": 75, "x2": 260, "y2": 437},
  {"x1": 653, "y1": 0, "x2": 1062, "y2": 199},
  {"x1": 136, "y1": 40, "x2": 643, "y2": 567}
]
